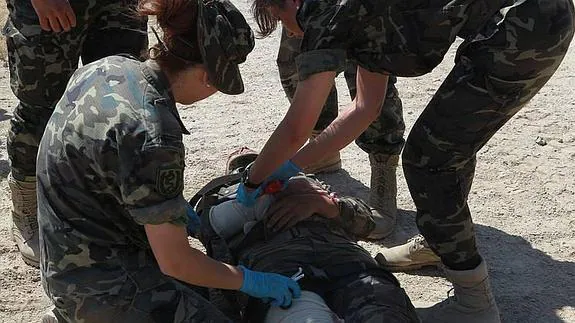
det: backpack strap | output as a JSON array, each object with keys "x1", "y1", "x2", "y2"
[{"x1": 188, "y1": 173, "x2": 242, "y2": 208}]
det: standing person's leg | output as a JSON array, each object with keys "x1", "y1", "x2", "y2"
[
  {"x1": 402, "y1": 0, "x2": 574, "y2": 321},
  {"x1": 277, "y1": 27, "x2": 341, "y2": 173},
  {"x1": 3, "y1": 0, "x2": 85, "y2": 267},
  {"x1": 345, "y1": 66, "x2": 408, "y2": 239},
  {"x1": 80, "y1": 0, "x2": 148, "y2": 64}
]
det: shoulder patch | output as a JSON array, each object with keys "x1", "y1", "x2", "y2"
[{"x1": 156, "y1": 166, "x2": 183, "y2": 197}]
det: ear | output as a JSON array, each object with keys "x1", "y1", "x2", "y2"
[{"x1": 201, "y1": 69, "x2": 211, "y2": 88}]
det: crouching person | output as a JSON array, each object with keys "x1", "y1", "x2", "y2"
[
  {"x1": 36, "y1": 1, "x2": 300, "y2": 322},
  {"x1": 194, "y1": 148, "x2": 420, "y2": 322}
]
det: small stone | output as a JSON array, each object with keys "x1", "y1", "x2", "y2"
[
  {"x1": 558, "y1": 138, "x2": 564, "y2": 143},
  {"x1": 535, "y1": 136, "x2": 547, "y2": 146}
]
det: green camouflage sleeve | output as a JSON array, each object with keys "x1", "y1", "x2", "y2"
[
  {"x1": 118, "y1": 129, "x2": 188, "y2": 227},
  {"x1": 295, "y1": 0, "x2": 350, "y2": 80},
  {"x1": 308, "y1": 176, "x2": 376, "y2": 239},
  {"x1": 336, "y1": 196, "x2": 376, "y2": 239}
]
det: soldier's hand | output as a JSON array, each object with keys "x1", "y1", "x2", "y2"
[
  {"x1": 273, "y1": 176, "x2": 325, "y2": 197},
  {"x1": 31, "y1": 0, "x2": 77, "y2": 33},
  {"x1": 265, "y1": 191, "x2": 338, "y2": 232},
  {"x1": 238, "y1": 266, "x2": 301, "y2": 308}
]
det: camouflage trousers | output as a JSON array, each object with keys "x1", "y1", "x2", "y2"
[
  {"x1": 239, "y1": 225, "x2": 419, "y2": 322},
  {"x1": 277, "y1": 28, "x2": 405, "y2": 160},
  {"x1": 3, "y1": 0, "x2": 148, "y2": 181},
  {"x1": 44, "y1": 262, "x2": 231, "y2": 322},
  {"x1": 402, "y1": 0, "x2": 575, "y2": 269}
]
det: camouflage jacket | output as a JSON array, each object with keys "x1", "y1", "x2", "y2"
[
  {"x1": 37, "y1": 56, "x2": 190, "y2": 288},
  {"x1": 295, "y1": 0, "x2": 511, "y2": 79}
]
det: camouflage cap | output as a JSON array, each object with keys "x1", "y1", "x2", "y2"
[{"x1": 197, "y1": 0, "x2": 255, "y2": 95}]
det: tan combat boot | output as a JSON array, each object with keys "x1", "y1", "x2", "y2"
[
  {"x1": 419, "y1": 260, "x2": 501, "y2": 323},
  {"x1": 303, "y1": 130, "x2": 342, "y2": 174},
  {"x1": 375, "y1": 234, "x2": 441, "y2": 271},
  {"x1": 366, "y1": 154, "x2": 398, "y2": 239},
  {"x1": 9, "y1": 174, "x2": 40, "y2": 267},
  {"x1": 226, "y1": 147, "x2": 259, "y2": 174}
]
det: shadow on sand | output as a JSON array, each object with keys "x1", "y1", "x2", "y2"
[
  {"x1": 0, "y1": 108, "x2": 11, "y2": 122},
  {"x1": 316, "y1": 169, "x2": 575, "y2": 323}
]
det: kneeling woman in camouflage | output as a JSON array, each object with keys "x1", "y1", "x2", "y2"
[{"x1": 36, "y1": 0, "x2": 300, "y2": 322}]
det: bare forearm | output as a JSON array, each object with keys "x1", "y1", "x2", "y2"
[
  {"x1": 292, "y1": 100, "x2": 379, "y2": 167},
  {"x1": 250, "y1": 117, "x2": 311, "y2": 184},
  {"x1": 248, "y1": 72, "x2": 337, "y2": 184},
  {"x1": 164, "y1": 247, "x2": 243, "y2": 290},
  {"x1": 293, "y1": 68, "x2": 389, "y2": 167},
  {"x1": 145, "y1": 224, "x2": 243, "y2": 290}
]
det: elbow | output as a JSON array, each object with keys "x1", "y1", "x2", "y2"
[
  {"x1": 356, "y1": 102, "x2": 382, "y2": 123},
  {"x1": 157, "y1": 257, "x2": 184, "y2": 279}
]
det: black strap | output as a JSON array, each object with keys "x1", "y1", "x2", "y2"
[{"x1": 188, "y1": 173, "x2": 242, "y2": 208}]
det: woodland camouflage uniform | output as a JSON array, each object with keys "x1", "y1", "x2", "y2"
[
  {"x1": 37, "y1": 56, "x2": 231, "y2": 322},
  {"x1": 293, "y1": 0, "x2": 575, "y2": 269}
]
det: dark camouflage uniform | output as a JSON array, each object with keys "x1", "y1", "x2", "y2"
[
  {"x1": 295, "y1": 0, "x2": 574, "y2": 268},
  {"x1": 37, "y1": 56, "x2": 230, "y2": 322},
  {"x1": 204, "y1": 176, "x2": 419, "y2": 322},
  {"x1": 277, "y1": 28, "x2": 405, "y2": 159},
  {"x1": 3, "y1": 0, "x2": 148, "y2": 181}
]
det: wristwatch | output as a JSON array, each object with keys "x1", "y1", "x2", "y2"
[{"x1": 241, "y1": 163, "x2": 261, "y2": 189}]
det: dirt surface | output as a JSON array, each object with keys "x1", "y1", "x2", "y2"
[{"x1": 0, "y1": 1, "x2": 574, "y2": 322}]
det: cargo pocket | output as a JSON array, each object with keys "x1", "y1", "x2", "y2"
[{"x1": 126, "y1": 265, "x2": 177, "y2": 315}]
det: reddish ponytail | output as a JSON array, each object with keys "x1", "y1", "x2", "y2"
[{"x1": 138, "y1": 0, "x2": 203, "y2": 71}]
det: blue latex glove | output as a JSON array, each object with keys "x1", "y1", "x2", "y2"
[
  {"x1": 239, "y1": 265, "x2": 302, "y2": 308},
  {"x1": 186, "y1": 205, "x2": 201, "y2": 237},
  {"x1": 236, "y1": 182, "x2": 263, "y2": 207},
  {"x1": 268, "y1": 160, "x2": 302, "y2": 182}
]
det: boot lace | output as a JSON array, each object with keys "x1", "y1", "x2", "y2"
[
  {"x1": 13, "y1": 209, "x2": 39, "y2": 240},
  {"x1": 408, "y1": 234, "x2": 428, "y2": 252}
]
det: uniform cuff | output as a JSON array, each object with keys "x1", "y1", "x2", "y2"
[
  {"x1": 296, "y1": 49, "x2": 347, "y2": 81},
  {"x1": 129, "y1": 195, "x2": 189, "y2": 226}
]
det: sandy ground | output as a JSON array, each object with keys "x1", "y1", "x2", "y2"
[{"x1": 0, "y1": 1, "x2": 574, "y2": 322}]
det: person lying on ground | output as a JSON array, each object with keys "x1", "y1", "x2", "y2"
[{"x1": 191, "y1": 148, "x2": 420, "y2": 322}]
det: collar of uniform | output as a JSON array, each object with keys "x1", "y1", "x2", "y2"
[
  {"x1": 140, "y1": 60, "x2": 191, "y2": 135},
  {"x1": 296, "y1": 0, "x2": 317, "y2": 32}
]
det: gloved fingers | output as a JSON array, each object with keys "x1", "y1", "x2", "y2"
[
  {"x1": 270, "y1": 160, "x2": 302, "y2": 182},
  {"x1": 287, "y1": 279, "x2": 302, "y2": 298},
  {"x1": 237, "y1": 183, "x2": 263, "y2": 207},
  {"x1": 284, "y1": 160, "x2": 302, "y2": 177},
  {"x1": 279, "y1": 290, "x2": 293, "y2": 308},
  {"x1": 270, "y1": 294, "x2": 284, "y2": 307},
  {"x1": 284, "y1": 289, "x2": 294, "y2": 308},
  {"x1": 238, "y1": 265, "x2": 255, "y2": 294}
]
